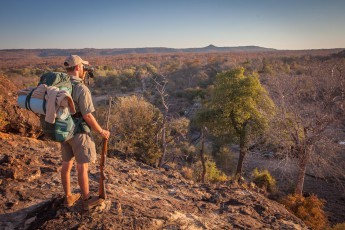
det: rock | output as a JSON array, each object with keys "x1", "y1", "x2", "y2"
[
  {"x1": 150, "y1": 218, "x2": 165, "y2": 229},
  {"x1": 0, "y1": 222, "x2": 15, "y2": 230},
  {"x1": 0, "y1": 154, "x2": 9, "y2": 164},
  {"x1": 240, "y1": 207, "x2": 253, "y2": 215},
  {"x1": 254, "y1": 204, "x2": 267, "y2": 215},
  {"x1": 27, "y1": 169, "x2": 41, "y2": 182},
  {"x1": 114, "y1": 201, "x2": 122, "y2": 216},
  {"x1": 24, "y1": 216, "x2": 36, "y2": 230},
  {"x1": 96, "y1": 199, "x2": 112, "y2": 212}
]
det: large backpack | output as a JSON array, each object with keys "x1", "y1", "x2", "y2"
[
  {"x1": 37, "y1": 72, "x2": 77, "y2": 142},
  {"x1": 18, "y1": 72, "x2": 89, "y2": 141}
]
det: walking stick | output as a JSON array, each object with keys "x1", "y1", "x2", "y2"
[{"x1": 99, "y1": 97, "x2": 112, "y2": 200}]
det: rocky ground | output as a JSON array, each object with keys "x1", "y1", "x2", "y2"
[
  {"x1": 0, "y1": 132, "x2": 308, "y2": 230},
  {"x1": 0, "y1": 75, "x2": 41, "y2": 137}
]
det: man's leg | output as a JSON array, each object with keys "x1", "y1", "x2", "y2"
[
  {"x1": 77, "y1": 162, "x2": 103, "y2": 210},
  {"x1": 61, "y1": 160, "x2": 74, "y2": 197},
  {"x1": 77, "y1": 162, "x2": 89, "y2": 199}
]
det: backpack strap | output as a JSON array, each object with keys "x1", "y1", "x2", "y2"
[
  {"x1": 70, "y1": 80, "x2": 91, "y2": 134},
  {"x1": 25, "y1": 88, "x2": 36, "y2": 112},
  {"x1": 42, "y1": 91, "x2": 47, "y2": 114}
]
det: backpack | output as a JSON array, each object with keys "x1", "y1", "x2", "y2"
[
  {"x1": 18, "y1": 72, "x2": 91, "y2": 142},
  {"x1": 37, "y1": 72, "x2": 77, "y2": 142}
]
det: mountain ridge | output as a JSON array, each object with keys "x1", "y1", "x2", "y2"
[{"x1": 0, "y1": 45, "x2": 276, "y2": 57}]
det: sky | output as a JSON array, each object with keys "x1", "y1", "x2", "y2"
[{"x1": 0, "y1": 0, "x2": 344, "y2": 50}]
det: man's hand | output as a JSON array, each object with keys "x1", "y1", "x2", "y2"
[
  {"x1": 100, "y1": 129, "x2": 110, "y2": 140},
  {"x1": 82, "y1": 113, "x2": 110, "y2": 139}
]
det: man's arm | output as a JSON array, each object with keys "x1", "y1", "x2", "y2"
[{"x1": 83, "y1": 113, "x2": 110, "y2": 139}]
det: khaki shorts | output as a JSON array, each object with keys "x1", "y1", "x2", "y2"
[{"x1": 61, "y1": 133, "x2": 96, "y2": 163}]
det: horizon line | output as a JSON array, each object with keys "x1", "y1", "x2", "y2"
[{"x1": 0, "y1": 45, "x2": 344, "y2": 51}]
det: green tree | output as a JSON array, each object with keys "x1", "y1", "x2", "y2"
[
  {"x1": 261, "y1": 57, "x2": 274, "y2": 74},
  {"x1": 198, "y1": 67, "x2": 275, "y2": 180}
]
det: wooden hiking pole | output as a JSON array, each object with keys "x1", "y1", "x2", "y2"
[{"x1": 99, "y1": 97, "x2": 112, "y2": 200}]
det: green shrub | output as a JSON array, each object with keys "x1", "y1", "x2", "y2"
[
  {"x1": 206, "y1": 160, "x2": 227, "y2": 182},
  {"x1": 252, "y1": 168, "x2": 276, "y2": 192},
  {"x1": 192, "y1": 160, "x2": 227, "y2": 183},
  {"x1": 281, "y1": 194, "x2": 328, "y2": 230}
]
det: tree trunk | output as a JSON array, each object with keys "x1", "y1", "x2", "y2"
[
  {"x1": 236, "y1": 145, "x2": 246, "y2": 181},
  {"x1": 235, "y1": 123, "x2": 248, "y2": 181},
  {"x1": 295, "y1": 145, "x2": 311, "y2": 196},
  {"x1": 159, "y1": 115, "x2": 167, "y2": 167},
  {"x1": 141, "y1": 77, "x2": 146, "y2": 93},
  {"x1": 157, "y1": 77, "x2": 169, "y2": 168},
  {"x1": 200, "y1": 127, "x2": 206, "y2": 183}
]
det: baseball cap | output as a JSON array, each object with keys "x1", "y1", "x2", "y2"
[{"x1": 64, "y1": 55, "x2": 89, "y2": 67}]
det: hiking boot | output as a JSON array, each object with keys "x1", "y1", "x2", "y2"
[
  {"x1": 64, "y1": 193, "x2": 81, "y2": 207},
  {"x1": 82, "y1": 196, "x2": 104, "y2": 211}
]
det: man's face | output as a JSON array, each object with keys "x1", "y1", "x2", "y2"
[{"x1": 79, "y1": 64, "x2": 87, "y2": 79}]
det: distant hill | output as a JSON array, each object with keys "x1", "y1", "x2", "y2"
[
  {"x1": 184, "y1": 44, "x2": 276, "y2": 53},
  {"x1": 0, "y1": 45, "x2": 276, "y2": 57}
]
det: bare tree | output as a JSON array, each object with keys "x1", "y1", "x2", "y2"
[
  {"x1": 266, "y1": 59, "x2": 345, "y2": 195},
  {"x1": 150, "y1": 75, "x2": 169, "y2": 167}
]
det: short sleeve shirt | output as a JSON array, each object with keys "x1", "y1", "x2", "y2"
[
  {"x1": 70, "y1": 76, "x2": 95, "y2": 115},
  {"x1": 61, "y1": 75, "x2": 96, "y2": 164}
]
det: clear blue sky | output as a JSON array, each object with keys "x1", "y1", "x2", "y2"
[{"x1": 0, "y1": 0, "x2": 344, "y2": 50}]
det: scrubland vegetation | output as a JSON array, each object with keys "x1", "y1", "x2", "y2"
[{"x1": 1, "y1": 49, "x2": 345, "y2": 228}]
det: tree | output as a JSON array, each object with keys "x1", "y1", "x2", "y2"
[
  {"x1": 149, "y1": 74, "x2": 191, "y2": 167},
  {"x1": 136, "y1": 64, "x2": 157, "y2": 93},
  {"x1": 266, "y1": 64, "x2": 343, "y2": 196},
  {"x1": 150, "y1": 74, "x2": 169, "y2": 167},
  {"x1": 198, "y1": 67, "x2": 275, "y2": 180}
]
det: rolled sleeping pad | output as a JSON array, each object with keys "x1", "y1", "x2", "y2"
[
  {"x1": 17, "y1": 95, "x2": 45, "y2": 114},
  {"x1": 17, "y1": 95, "x2": 70, "y2": 119}
]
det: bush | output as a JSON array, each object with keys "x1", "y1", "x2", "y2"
[
  {"x1": 192, "y1": 160, "x2": 227, "y2": 183},
  {"x1": 329, "y1": 223, "x2": 345, "y2": 230},
  {"x1": 103, "y1": 95, "x2": 163, "y2": 165},
  {"x1": 182, "y1": 87, "x2": 207, "y2": 102},
  {"x1": 181, "y1": 166, "x2": 193, "y2": 180},
  {"x1": 252, "y1": 168, "x2": 276, "y2": 192},
  {"x1": 206, "y1": 160, "x2": 227, "y2": 183},
  {"x1": 281, "y1": 194, "x2": 328, "y2": 230},
  {"x1": 214, "y1": 146, "x2": 236, "y2": 175}
]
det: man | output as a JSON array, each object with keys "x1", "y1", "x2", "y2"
[{"x1": 61, "y1": 55, "x2": 110, "y2": 210}]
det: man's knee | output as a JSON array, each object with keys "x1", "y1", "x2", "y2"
[
  {"x1": 62, "y1": 160, "x2": 73, "y2": 172},
  {"x1": 76, "y1": 163, "x2": 89, "y2": 173}
]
